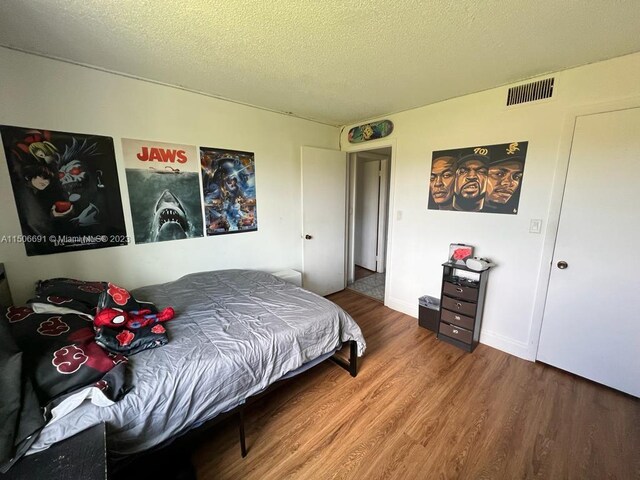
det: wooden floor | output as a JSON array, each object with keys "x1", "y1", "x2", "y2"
[{"x1": 192, "y1": 290, "x2": 640, "y2": 479}]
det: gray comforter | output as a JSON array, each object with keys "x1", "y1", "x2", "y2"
[{"x1": 29, "y1": 270, "x2": 366, "y2": 456}]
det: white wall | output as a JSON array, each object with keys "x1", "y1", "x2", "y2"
[
  {"x1": 341, "y1": 52, "x2": 640, "y2": 360},
  {"x1": 0, "y1": 48, "x2": 338, "y2": 303}
]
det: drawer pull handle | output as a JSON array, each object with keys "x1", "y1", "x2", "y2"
[
  {"x1": 452, "y1": 329, "x2": 459, "y2": 334},
  {"x1": 456, "y1": 303, "x2": 462, "y2": 308},
  {"x1": 456, "y1": 287, "x2": 463, "y2": 293},
  {"x1": 455, "y1": 315, "x2": 460, "y2": 320}
]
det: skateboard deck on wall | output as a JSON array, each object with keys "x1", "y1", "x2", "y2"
[{"x1": 348, "y1": 119, "x2": 394, "y2": 143}]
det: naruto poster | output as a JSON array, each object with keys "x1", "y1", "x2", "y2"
[
  {"x1": 200, "y1": 147, "x2": 257, "y2": 235},
  {"x1": 122, "y1": 139, "x2": 204, "y2": 244},
  {"x1": 0, "y1": 125, "x2": 128, "y2": 256}
]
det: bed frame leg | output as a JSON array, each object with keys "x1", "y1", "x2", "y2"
[
  {"x1": 329, "y1": 340, "x2": 359, "y2": 377},
  {"x1": 238, "y1": 406, "x2": 247, "y2": 458},
  {"x1": 349, "y1": 340, "x2": 358, "y2": 377}
]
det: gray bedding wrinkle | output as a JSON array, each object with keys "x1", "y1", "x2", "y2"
[{"x1": 28, "y1": 270, "x2": 365, "y2": 456}]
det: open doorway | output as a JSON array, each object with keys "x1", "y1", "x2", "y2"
[{"x1": 346, "y1": 147, "x2": 391, "y2": 302}]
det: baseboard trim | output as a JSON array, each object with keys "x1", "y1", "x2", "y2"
[
  {"x1": 480, "y1": 329, "x2": 534, "y2": 361},
  {"x1": 383, "y1": 297, "x2": 534, "y2": 361},
  {"x1": 385, "y1": 296, "x2": 417, "y2": 318}
]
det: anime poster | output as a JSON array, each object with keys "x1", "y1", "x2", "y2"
[
  {"x1": 0, "y1": 126, "x2": 128, "y2": 256},
  {"x1": 200, "y1": 147, "x2": 257, "y2": 235},
  {"x1": 122, "y1": 139, "x2": 204, "y2": 244},
  {"x1": 428, "y1": 141, "x2": 528, "y2": 214}
]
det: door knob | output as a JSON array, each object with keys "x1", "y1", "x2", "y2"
[
  {"x1": 557, "y1": 261, "x2": 568, "y2": 269},
  {"x1": 305, "y1": 234, "x2": 312, "y2": 240}
]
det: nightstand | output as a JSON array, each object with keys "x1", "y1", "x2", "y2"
[
  {"x1": 436, "y1": 262, "x2": 491, "y2": 352},
  {"x1": 1, "y1": 423, "x2": 107, "y2": 480}
]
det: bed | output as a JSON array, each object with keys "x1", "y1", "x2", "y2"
[{"x1": 25, "y1": 269, "x2": 366, "y2": 460}]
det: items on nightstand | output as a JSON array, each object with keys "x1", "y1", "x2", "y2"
[
  {"x1": 465, "y1": 257, "x2": 495, "y2": 271},
  {"x1": 418, "y1": 295, "x2": 440, "y2": 332},
  {"x1": 436, "y1": 261, "x2": 492, "y2": 352},
  {"x1": 448, "y1": 243, "x2": 474, "y2": 266}
]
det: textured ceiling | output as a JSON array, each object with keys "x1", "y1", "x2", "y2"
[{"x1": 1, "y1": 1, "x2": 640, "y2": 126}]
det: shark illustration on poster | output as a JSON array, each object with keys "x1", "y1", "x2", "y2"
[
  {"x1": 122, "y1": 139, "x2": 204, "y2": 244},
  {"x1": 149, "y1": 190, "x2": 191, "y2": 242}
]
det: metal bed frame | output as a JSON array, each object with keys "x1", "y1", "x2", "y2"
[
  {"x1": 237, "y1": 339, "x2": 358, "y2": 456},
  {"x1": 111, "y1": 340, "x2": 359, "y2": 475}
]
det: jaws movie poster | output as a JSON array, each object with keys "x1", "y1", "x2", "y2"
[{"x1": 122, "y1": 138, "x2": 204, "y2": 244}]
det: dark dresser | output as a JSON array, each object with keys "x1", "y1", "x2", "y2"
[{"x1": 437, "y1": 262, "x2": 491, "y2": 352}]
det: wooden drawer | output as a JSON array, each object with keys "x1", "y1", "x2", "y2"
[
  {"x1": 439, "y1": 322, "x2": 473, "y2": 344},
  {"x1": 440, "y1": 308, "x2": 474, "y2": 330},
  {"x1": 443, "y1": 281, "x2": 478, "y2": 302},
  {"x1": 441, "y1": 295, "x2": 476, "y2": 317}
]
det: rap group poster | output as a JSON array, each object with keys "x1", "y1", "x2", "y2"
[
  {"x1": 428, "y1": 141, "x2": 528, "y2": 214},
  {"x1": 0, "y1": 125, "x2": 127, "y2": 255},
  {"x1": 200, "y1": 147, "x2": 257, "y2": 235},
  {"x1": 122, "y1": 138, "x2": 204, "y2": 243}
]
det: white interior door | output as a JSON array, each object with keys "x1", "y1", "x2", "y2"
[
  {"x1": 301, "y1": 146, "x2": 347, "y2": 296},
  {"x1": 354, "y1": 158, "x2": 380, "y2": 271},
  {"x1": 537, "y1": 107, "x2": 640, "y2": 397}
]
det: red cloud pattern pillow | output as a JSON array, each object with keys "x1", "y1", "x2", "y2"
[
  {"x1": 3, "y1": 306, "x2": 127, "y2": 406},
  {"x1": 97, "y1": 282, "x2": 158, "y2": 313}
]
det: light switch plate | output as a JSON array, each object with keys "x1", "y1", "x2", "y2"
[{"x1": 529, "y1": 219, "x2": 542, "y2": 234}]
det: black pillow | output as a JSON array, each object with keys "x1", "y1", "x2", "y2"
[
  {"x1": 30, "y1": 278, "x2": 108, "y2": 315},
  {"x1": 28, "y1": 295, "x2": 96, "y2": 317},
  {"x1": 30, "y1": 279, "x2": 159, "y2": 318}
]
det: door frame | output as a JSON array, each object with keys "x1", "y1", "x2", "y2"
[
  {"x1": 529, "y1": 96, "x2": 640, "y2": 359},
  {"x1": 345, "y1": 141, "x2": 397, "y2": 306},
  {"x1": 348, "y1": 151, "x2": 389, "y2": 279}
]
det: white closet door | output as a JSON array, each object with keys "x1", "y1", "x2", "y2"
[{"x1": 537, "y1": 107, "x2": 640, "y2": 397}]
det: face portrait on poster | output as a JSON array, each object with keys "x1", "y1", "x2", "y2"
[
  {"x1": 200, "y1": 147, "x2": 257, "y2": 235},
  {"x1": 122, "y1": 139, "x2": 204, "y2": 244},
  {"x1": 0, "y1": 125, "x2": 128, "y2": 256},
  {"x1": 428, "y1": 141, "x2": 528, "y2": 214}
]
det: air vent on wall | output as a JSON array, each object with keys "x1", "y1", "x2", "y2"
[{"x1": 506, "y1": 77, "x2": 554, "y2": 106}]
